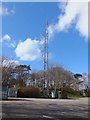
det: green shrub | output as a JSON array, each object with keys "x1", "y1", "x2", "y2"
[
  {"x1": 17, "y1": 86, "x2": 40, "y2": 98},
  {"x1": 68, "y1": 93, "x2": 82, "y2": 98},
  {"x1": 87, "y1": 89, "x2": 90, "y2": 97},
  {"x1": 67, "y1": 88, "x2": 82, "y2": 98}
]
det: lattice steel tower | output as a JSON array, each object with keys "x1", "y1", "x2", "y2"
[{"x1": 44, "y1": 21, "x2": 49, "y2": 89}]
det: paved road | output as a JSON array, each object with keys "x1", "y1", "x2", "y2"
[{"x1": 1, "y1": 98, "x2": 89, "y2": 120}]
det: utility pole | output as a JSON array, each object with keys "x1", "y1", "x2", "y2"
[{"x1": 44, "y1": 21, "x2": 49, "y2": 96}]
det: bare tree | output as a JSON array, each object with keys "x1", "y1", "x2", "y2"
[
  {"x1": 47, "y1": 66, "x2": 80, "y2": 91},
  {"x1": 30, "y1": 71, "x2": 44, "y2": 89},
  {"x1": 1, "y1": 57, "x2": 17, "y2": 87},
  {"x1": 30, "y1": 66, "x2": 81, "y2": 93}
]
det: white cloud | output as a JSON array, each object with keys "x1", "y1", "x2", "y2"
[
  {"x1": 2, "y1": 34, "x2": 11, "y2": 41},
  {"x1": 10, "y1": 43, "x2": 16, "y2": 48},
  {"x1": 10, "y1": 9, "x2": 15, "y2": 14},
  {"x1": 6, "y1": 42, "x2": 16, "y2": 48},
  {"x1": 0, "y1": 6, "x2": 9, "y2": 15},
  {"x1": 48, "y1": 0, "x2": 88, "y2": 39},
  {"x1": 15, "y1": 38, "x2": 43, "y2": 61},
  {"x1": 0, "y1": 34, "x2": 16, "y2": 48},
  {"x1": 0, "y1": 34, "x2": 11, "y2": 42},
  {"x1": 0, "y1": 5, "x2": 15, "y2": 16}
]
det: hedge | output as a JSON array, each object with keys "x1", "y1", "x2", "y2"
[{"x1": 17, "y1": 86, "x2": 40, "y2": 98}]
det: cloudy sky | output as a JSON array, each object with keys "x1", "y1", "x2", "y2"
[{"x1": 1, "y1": 1, "x2": 88, "y2": 73}]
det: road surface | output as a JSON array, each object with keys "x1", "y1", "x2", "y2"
[{"x1": 1, "y1": 97, "x2": 89, "y2": 120}]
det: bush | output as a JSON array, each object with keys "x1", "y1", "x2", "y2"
[
  {"x1": 67, "y1": 88, "x2": 82, "y2": 98},
  {"x1": 17, "y1": 86, "x2": 40, "y2": 98},
  {"x1": 87, "y1": 89, "x2": 90, "y2": 97}
]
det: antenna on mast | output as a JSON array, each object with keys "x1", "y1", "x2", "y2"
[{"x1": 43, "y1": 20, "x2": 49, "y2": 95}]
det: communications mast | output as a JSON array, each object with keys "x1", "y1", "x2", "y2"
[{"x1": 44, "y1": 21, "x2": 49, "y2": 93}]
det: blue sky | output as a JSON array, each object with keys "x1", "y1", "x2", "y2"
[{"x1": 1, "y1": 2, "x2": 88, "y2": 74}]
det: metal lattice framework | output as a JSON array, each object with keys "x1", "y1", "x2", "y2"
[{"x1": 44, "y1": 21, "x2": 49, "y2": 90}]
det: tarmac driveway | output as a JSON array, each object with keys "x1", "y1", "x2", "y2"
[{"x1": 1, "y1": 97, "x2": 89, "y2": 120}]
